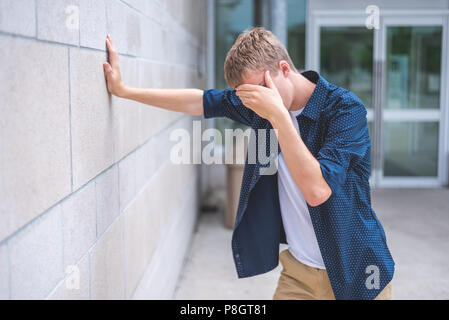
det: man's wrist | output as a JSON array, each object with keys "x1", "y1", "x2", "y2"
[
  {"x1": 116, "y1": 83, "x2": 129, "y2": 98},
  {"x1": 269, "y1": 107, "x2": 290, "y2": 129}
]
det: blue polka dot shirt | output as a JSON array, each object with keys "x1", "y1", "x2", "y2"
[{"x1": 202, "y1": 70, "x2": 395, "y2": 300}]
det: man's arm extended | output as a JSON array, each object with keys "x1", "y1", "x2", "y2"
[{"x1": 103, "y1": 34, "x2": 204, "y2": 116}]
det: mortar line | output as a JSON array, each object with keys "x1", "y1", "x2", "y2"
[
  {"x1": 44, "y1": 247, "x2": 91, "y2": 299},
  {"x1": 117, "y1": 0, "x2": 162, "y2": 26},
  {"x1": 0, "y1": 31, "x2": 202, "y2": 73},
  {"x1": 117, "y1": 0, "x2": 202, "y2": 48}
]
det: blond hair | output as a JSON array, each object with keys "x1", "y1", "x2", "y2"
[{"x1": 224, "y1": 26, "x2": 298, "y2": 88}]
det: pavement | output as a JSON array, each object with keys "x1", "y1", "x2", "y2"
[{"x1": 173, "y1": 188, "x2": 449, "y2": 300}]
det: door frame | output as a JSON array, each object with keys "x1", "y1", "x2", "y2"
[{"x1": 307, "y1": 8, "x2": 449, "y2": 188}]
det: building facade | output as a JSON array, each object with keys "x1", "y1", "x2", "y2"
[{"x1": 211, "y1": 0, "x2": 449, "y2": 188}]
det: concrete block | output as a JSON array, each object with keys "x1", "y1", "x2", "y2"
[
  {"x1": 161, "y1": 162, "x2": 196, "y2": 230},
  {"x1": 0, "y1": 0, "x2": 36, "y2": 36},
  {"x1": 61, "y1": 181, "x2": 96, "y2": 268},
  {"x1": 47, "y1": 253, "x2": 89, "y2": 300},
  {"x1": 139, "y1": 60, "x2": 160, "y2": 89},
  {"x1": 111, "y1": 56, "x2": 141, "y2": 161},
  {"x1": 89, "y1": 216, "x2": 125, "y2": 300},
  {"x1": 172, "y1": 65, "x2": 187, "y2": 89},
  {"x1": 139, "y1": 100, "x2": 183, "y2": 150},
  {"x1": 118, "y1": 151, "x2": 136, "y2": 211},
  {"x1": 163, "y1": 63, "x2": 176, "y2": 88},
  {"x1": 139, "y1": 104, "x2": 172, "y2": 145},
  {"x1": 95, "y1": 165, "x2": 120, "y2": 237},
  {"x1": 163, "y1": 0, "x2": 183, "y2": 23},
  {"x1": 124, "y1": 192, "x2": 148, "y2": 298},
  {"x1": 156, "y1": 118, "x2": 197, "y2": 230},
  {"x1": 151, "y1": 160, "x2": 174, "y2": 232},
  {"x1": 0, "y1": 37, "x2": 71, "y2": 242},
  {"x1": 143, "y1": 170, "x2": 164, "y2": 262},
  {"x1": 139, "y1": 17, "x2": 164, "y2": 61},
  {"x1": 135, "y1": 141, "x2": 157, "y2": 193},
  {"x1": 123, "y1": 0, "x2": 164, "y2": 25},
  {"x1": 143, "y1": 120, "x2": 167, "y2": 170},
  {"x1": 149, "y1": 114, "x2": 187, "y2": 171},
  {"x1": 105, "y1": 0, "x2": 141, "y2": 56},
  {"x1": 138, "y1": 61, "x2": 173, "y2": 144},
  {"x1": 0, "y1": 243, "x2": 9, "y2": 299},
  {"x1": 79, "y1": 0, "x2": 107, "y2": 50},
  {"x1": 69, "y1": 48, "x2": 114, "y2": 190},
  {"x1": 9, "y1": 205, "x2": 64, "y2": 299},
  {"x1": 37, "y1": 0, "x2": 80, "y2": 45},
  {"x1": 131, "y1": 174, "x2": 198, "y2": 299},
  {"x1": 183, "y1": 0, "x2": 207, "y2": 41},
  {"x1": 105, "y1": 0, "x2": 126, "y2": 55},
  {"x1": 124, "y1": 6, "x2": 141, "y2": 57},
  {"x1": 162, "y1": 27, "x2": 176, "y2": 64}
]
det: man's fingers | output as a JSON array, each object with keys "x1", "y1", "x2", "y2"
[
  {"x1": 103, "y1": 62, "x2": 112, "y2": 74},
  {"x1": 106, "y1": 34, "x2": 116, "y2": 48},
  {"x1": 265, "y1": 70, "x2": 278, "y2": 91},
  {"x1": 106, "y1": 36, "x2": 119, "y2": 68},
  {"x1": 236, "y1": 93, "x2": 254, "y2": 106},
  {"x1": 236, "y1": 91, "x2": 251, "y2": 99},
  {"x1": 107, "y1": 34, "x2": 115, "y2": 48},
  {"x1": 235, "y1": 84, "x2": 260, "y2": 92}
]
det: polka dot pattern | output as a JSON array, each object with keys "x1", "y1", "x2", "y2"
[{"x1": 203, "y1": 70, "x2": 395, "y2": 300}]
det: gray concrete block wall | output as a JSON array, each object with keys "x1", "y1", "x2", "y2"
[{"x1": 0, "y1": 0, "x2": 208, "y2": 299}]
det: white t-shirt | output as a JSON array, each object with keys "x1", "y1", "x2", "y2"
[{"x1": 277, "y1": 107, "x2": 326, "y2": 269}]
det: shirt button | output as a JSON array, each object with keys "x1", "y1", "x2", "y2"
[{"x1": 235, "y1": 254, "x2": 240, "y2": 259}]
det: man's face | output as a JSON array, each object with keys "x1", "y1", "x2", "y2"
[{"x1": 238, "y1": 66, "x2": 292, "y2": 111}]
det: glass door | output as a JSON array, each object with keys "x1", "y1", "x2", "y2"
[
  {"x1": 309, "y1": 12, "x2": 448, "y2": 187},
  {"x1": 379, "y1": 16, "x2": 446, "y2": 187},
  {"x1": 319, "y1": 26, "x2": 376, "y2": 179}
]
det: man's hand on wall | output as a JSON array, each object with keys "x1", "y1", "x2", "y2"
[{"x1": 103, "y1": 34, "x2": 126, "y2": 97}]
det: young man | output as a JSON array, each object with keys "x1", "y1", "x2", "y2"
[{"x1": 103, "y1": 27, "x2": 395, "y2": 300}]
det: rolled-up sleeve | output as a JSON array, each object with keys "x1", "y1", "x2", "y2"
[
  {"x1": 203, "y1": 88, "x2": 255, "y2": 126},
  {"x1": 316, "y1": 99, "x2": 370, "y2": 195}
]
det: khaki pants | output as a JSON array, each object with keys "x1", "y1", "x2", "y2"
[{"x1": 273, "y1": 249, "x2": 393, "y2": 300}]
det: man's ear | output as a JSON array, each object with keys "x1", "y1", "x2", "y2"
[{"x1": 279, "y1": 60, "x2": 291, "y2": 77}]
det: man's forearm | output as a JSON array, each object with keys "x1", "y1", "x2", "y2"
[
  {"x1": 119, "y1": 86, "x2": 204, "y2": 116},
  {"x1": 270, "y1": 111, "x2": 332, "y2": 207}
]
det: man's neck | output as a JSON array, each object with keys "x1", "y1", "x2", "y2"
[{"x1": 289, "y1": 72, "x2": 317, "y2": 112}]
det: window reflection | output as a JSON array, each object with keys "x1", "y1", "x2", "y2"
[
  {"x1": 386, "y1": 26, "x2": 442, "y2": 110},
  {"x1": 320, "y1": 27, "x2": 374, "y2": 109},
  {"x1": 383, "y1": 122, "x2": 439, "y2": 177}
]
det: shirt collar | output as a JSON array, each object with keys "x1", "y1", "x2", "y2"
[{"x1": 298, "y1": 70, "x2": 330, "y2": 121}]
